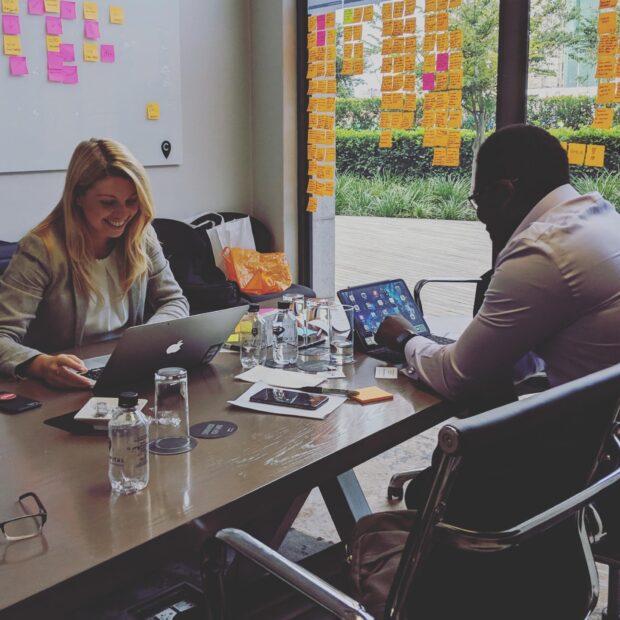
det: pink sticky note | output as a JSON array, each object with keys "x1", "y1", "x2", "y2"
[
  {"x1": 316, "y1": 30, "x2": 326, "y2": 46},
  {"x1": 2, "y1": 15, "x2": 21, "y2": 35},
  {"x1": 84, "y1": 19, "x2": 100, "y2": 39},
  {"x1": 48, "y1": 67, "x2": 64, "y2": 82},
  {"x1": 47, "y1": 51, "x2": 63, "y2": 68},
  {"x1": 62, "y1": 65, "x2": 78, "y2": 84},
  {"x1": 436, "y1": 53, "x2": 449, "y2": 72},
  {"x1": 100, "y1": 44, "x2": 115, "y2": 63},
  {"x1": 422, "y1": 73, "x2": 435, "y2": 91},
  {"x1": 59, "y1": 42, "x2": 74, "y2": 61},
  {"x1": 28, "y1": 0, "x2": 45, "y2": 15},
  {"x1": 9, "y1": 56, "x2": 28, "y2": 76},
  {"x1": 60, "y1": 0, "x2": 76, "y2": 19},
  {"x1": 46, "y1": 15, "x2": 63, "y2": 35},
  {"x1": 317, "y1": 14, "x2": 326, "y2": 30}
]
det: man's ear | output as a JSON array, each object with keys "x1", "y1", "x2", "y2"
[{"x1": 489, "y1": 179, "x2": 516, "y2": 209}]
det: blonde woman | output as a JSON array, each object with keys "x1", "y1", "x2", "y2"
[{"x1": 0, "y1": 139, "x2": 189, "y2": 389}]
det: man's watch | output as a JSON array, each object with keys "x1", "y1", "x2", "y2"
[{"x1": 395, "y1": 330, "x2": 416, "y2": 354}]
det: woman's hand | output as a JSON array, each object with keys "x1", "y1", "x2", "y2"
[{"x1": 27, "y1": 354, "x2": 94, "y2": 389}]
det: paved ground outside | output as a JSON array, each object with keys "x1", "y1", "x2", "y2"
[{"x1": 291, "y1": 216, "x2": 608, "y2": 618}]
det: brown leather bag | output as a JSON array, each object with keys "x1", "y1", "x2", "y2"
[{"x1": 349, "y1": 510, "x2": 418, "y2": 619}]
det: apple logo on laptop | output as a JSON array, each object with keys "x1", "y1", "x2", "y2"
[{"x1": 166, "y1": 340, "x2": 183, "y2": 355}]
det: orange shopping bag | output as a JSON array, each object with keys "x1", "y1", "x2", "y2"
[{"x1": 222, "y1": 247, "x2": 292, "y2": 295}]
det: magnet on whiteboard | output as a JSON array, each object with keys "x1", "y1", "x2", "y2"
[{"x1": 161, "y1": 141, "x2": 171, "y2": 159}]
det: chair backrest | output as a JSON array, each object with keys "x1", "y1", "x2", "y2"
[
  {"x1": 387, "y1": 363, "x2": 620, "y2": 620},
  {"x1": 191, "y1": 211, "x2": 273, "y2": 253}
]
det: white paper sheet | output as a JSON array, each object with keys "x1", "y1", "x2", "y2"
[
  {"x1": 228, "y1": 382, "x2": 345, "y2": 420},
  {"x1": 235, "y1": 366, "x2": 325, "y2": 389}
]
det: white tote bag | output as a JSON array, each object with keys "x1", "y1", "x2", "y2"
[{"x1": 192, "y1": 213, "x2": 256, "y2": 271}]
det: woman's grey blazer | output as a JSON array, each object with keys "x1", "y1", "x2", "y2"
[{"x1": 0, "y1": 226, "x2": 189, "y2": 377}]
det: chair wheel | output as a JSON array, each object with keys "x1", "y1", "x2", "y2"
[{"x1": 388, "y1": 486, "x2": 403, "y2": 501}]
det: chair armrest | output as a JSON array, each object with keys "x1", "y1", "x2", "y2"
[
  {"x1": 414, "y1": 277, "x2": 481, "y2": 316},
  {"x1": 215, "y1": 528, "x2": 374, "y2": 620},
  {"x1": 435, "y1": 465, "x2": 620, "y2": 552}
]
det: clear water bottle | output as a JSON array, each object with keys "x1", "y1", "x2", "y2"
[
  {"x1": 240, "y1": 304, "x2": 267, "y2": 369},
  {"x1": 272, "y1": 301, "x2": 298, "y2": 366},
  {"x1": 108, "y1": 391, "x2": 149, "y2": 495}
]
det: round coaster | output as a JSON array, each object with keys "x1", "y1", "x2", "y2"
[
  {"x1": 148, "y1": 437, "x2": 197, "y2": 455},
  {"x1": 264, "y1": 359, "x2": 298, "y2": 370},
  {"x1": 190, "y1": 421, "x2": 238, "y2": 439}
]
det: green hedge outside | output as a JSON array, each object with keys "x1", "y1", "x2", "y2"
[{"x1": 336, "y1": 128, "x2": 620, "y2": 178}]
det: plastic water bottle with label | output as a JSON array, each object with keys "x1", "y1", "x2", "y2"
[
  {"x1": 240, "y1": 304, "x2": 267, "y2": 369},
  {"x1": 272, "y1": 301, "x2": 298, "y2": 366},
  {"x1": 108, "y1": 391, "x2": 149, "y2": 494}
]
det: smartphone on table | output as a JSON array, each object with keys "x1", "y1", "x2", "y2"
[
  {"x1": 0, "y1": 391, "x2": 42, "y2": 414},
  {"x1": 249, "y1": 387, "x2": 328, "y2": 410}
]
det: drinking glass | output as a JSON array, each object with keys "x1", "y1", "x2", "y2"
[
  {"x1": 296, "y1": 298, "x2": 331, "y2": 372},
  {"x1": 150, "y1": 367, "x2": 197, "y2": 455},
  {"x1": 329, "y1": 303, "x2": 354, "y2": 364},
  {"x1": 282, "y1": 292, "x2": 307, "y2": 344}
]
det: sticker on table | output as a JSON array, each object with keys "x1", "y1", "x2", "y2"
[{"x1": 190, "y1": 421, "x2": 238, "y2": 439}]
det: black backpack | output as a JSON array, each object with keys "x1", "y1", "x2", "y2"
[{"x1": 152, "y1": 219, "x2": 243, "y2": 314}]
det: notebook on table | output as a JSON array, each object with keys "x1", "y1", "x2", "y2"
[
  {"x1": 82, "y1": 305, "x2": 248, "y2": 395},
  {"x1": 337, "y1": 279, "x2": 454, "y2": 363}
]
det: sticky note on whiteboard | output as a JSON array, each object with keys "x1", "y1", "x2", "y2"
[
  {"x1": 84, "y1": 20, "x2": 100, "y2": 39},
  {"x1": 2, "y1": 15, "x2": 20, "y2": 35},
  {"x1": 60, "y1": 1, "x2": 76, "y2": 19},
  {"x1": 46, "y1": 15, "x2": 62, "y2": 35},
  {"x1": 3, "y1": 34, "x2": 22, "y2": 55},
  {"x1": 28, "y1": 0, "x2": 45, "y2": 15},
  {"x1": 9, "y1": 55, "x2": 28, "y2": 76},
  {"x1": 44, "y1": 0, "x2": 60, "y2": 13},
  {"x1": 83, "y1": 42, "x2": 99, "y2": 62},
  {"x1": 83, "y1": 1, "x2": 98, "y2": 20},
  {"x1": 2, "y1": 0, "x2": 19, "y2": 14},
  {"x1": 100, "y1": 44, "x2": 115, "y2": 62},
  {"x1": 146, "y1": 102, "x2": 160, "y2": 120},
  {"x1": 109, "y1": 5, "x2": 124, "y2": 24},
  {"x1": 46, "y1": 34, "x2": 61, "y2": 51}
]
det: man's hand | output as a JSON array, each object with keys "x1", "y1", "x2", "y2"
[
  {"x1": 376, "y1": 315, "x2": 416, "y2": 352},
  {"x1": 27, "y1": 354, "x2": 94, "y2": 389}
]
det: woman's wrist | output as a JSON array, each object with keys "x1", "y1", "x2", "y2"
[{"x1": 19, "y1": 354, "x2": 47, "y2": 378}]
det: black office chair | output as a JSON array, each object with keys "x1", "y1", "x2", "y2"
[
  {"x1": 203, "y1": 363, "x2": 620, "y2": 619},
  {"x1": 190, "y1": 211, "x2": 315, "y2": 304}
]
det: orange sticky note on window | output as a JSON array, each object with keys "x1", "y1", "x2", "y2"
[
  {"x1": 436, "y1": 12, "x2": 449, "y2": 32},
  {"x1": 363, "y1": 5, "x2": 373, "y2": 21},
  {"x1": 448, "y1": 109, "x2": 463, "y2": 129},
  {"x1": 423, "y1": 34, "x2": 436, "y2": 52},
  {"x1": 306, "y1": 197, "x2": 318, "y2": 213},
  {"x1": 350, "y1": 386, "x2": 394, "y2": 404},
  {"x1": 598, "y1": 33, "x2": 617, "y2": 54},
  {"x1": 596, "y1": 54, "x2": 615, "y2": 78},
  {"x1": 567, "y1": 143, "x2": 586, "y2": 165},
  {"x1": 146, "y1": 102, "x2": 160, "y2": 120},
  {"x1": 598, "y1": 11, "x2": 617, "y2": 34},
  {"x1": 449, "y1": 30, "x2": 463, "y2": 49},
  {"x1": 405, "y1": 17, "x2": 416, "y2": 34},
  {"x1": 592, "y1": 107, "x2": 614, "y2": 129},
  {"x1": 432, "y1": 147, "x2": 447, "y2": 166},
  {"x1": 597, "y1": 82, "x2": 615, "y2": 104},
  {"x1": 600, "y1": 0, "x2": 618, "y2": 7},
  {"x1": 379, "y1": 131, "x2": 393, "y2": 148},
  {"x1": 585, "y1": 144, "x2": 605, "y2": 167},
  {"x1": 436, "y1": 32, "x2": 449, "y2": 52}
]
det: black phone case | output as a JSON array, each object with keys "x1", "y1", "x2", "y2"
[
  {"x1": 249, "y1": 389, "x2": 327, "y2": 410},
  {"x1": 0, "y1": 394, "x2": 42, "y2": 414}
]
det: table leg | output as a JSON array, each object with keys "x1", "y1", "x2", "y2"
[{"x1": 319, "y1": 469, "x2": 372, "y2": 544}]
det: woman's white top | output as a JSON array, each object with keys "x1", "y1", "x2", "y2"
[{"x1": 83, "y1": 252, "x2": 129, "y2": 340}]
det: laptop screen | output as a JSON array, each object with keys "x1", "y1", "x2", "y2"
[{"x1": 337, "y1": 279, "x2": 431, "y2": 349}]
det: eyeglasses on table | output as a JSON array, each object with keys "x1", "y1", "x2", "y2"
[{"x1": 0, "y1": 492, "x2": 47, "y2": 541}]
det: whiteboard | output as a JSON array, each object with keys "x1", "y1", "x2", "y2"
[{"x1": 0, "y1": 0, "x2": 182, "y2": 173}]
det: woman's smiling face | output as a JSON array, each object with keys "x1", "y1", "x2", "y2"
[{"x1": 78, "y1": 176, "x2": 139, "y2": 254}]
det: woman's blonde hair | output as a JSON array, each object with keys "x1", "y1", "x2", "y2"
[{"x1": 32, "y1": 138, "x2": 155, "y2": 300}]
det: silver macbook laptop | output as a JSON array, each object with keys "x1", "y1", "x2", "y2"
[{"x1": 84, "y1": 305, "x2": 248, "y2": 395}]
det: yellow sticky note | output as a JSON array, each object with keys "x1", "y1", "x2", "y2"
[
  {"x1": 405, "y1": 17, "x2": 416, "y2": 34},
  {"x1": 423, "y1": 34, "x2": 436, "y2": 52},
  {"x1": 308, "y1": 15, "x2": 317, "y2": 32},
  {"x1": 404, "y1": 75, "x2": 416, "y2": 92},
  {"x1": 83, "y1": 1, "x2": 98, "y2": 20},
  {"x1": 598, "y1": 11, "x2": 617, "y2": 34},
  {"x1": 449, "y1": 30, "x2": 463, "y2": 49},
  {"x1": 381, "y1": 56, "x2": 393, "y2": 73},
  {"x1": 560, "y1": 141, "x2": 568, "y2": 151},
  {"x1": 392, "y1": 74, "x2": 404, "y2": 91},
  {"x1": 306, "y1": 197, "x2": 318, "y2": 213},
  {"x1": 306, "y1": 179, "x2": 316, "y2": 195},
  {"x1": 109, "y1": 6, "x2": 124, "y2": 24},
  {"x1": 423, "y1": 128, "x2": 438, "y2": 146},
  {"x1": 423, "y1": 54, "x2": 435, "y2": 73},
  {"x1": 449, "y1": 69, "x2": 463, "y2": 89},
  {"x1": 585, "y1": 144, "x2": 605, "y2": 167},
  {"x1": 353, "y1": 58, "x2": 364, "y2": 74},
  {"x1": 382, "y1": 2, "x2": 393, "y2": 20},
  {"x1": 3, "y1": 34, "x2": 21, "y2": 55},
  {"x1": 448, "y1": 109, "x2": 463, "y2": 129},
  {"x1": 597, "y1": 82, "x2": 615, "y2": 104},
  {"x1": 46, "y1": 34, "x2": 61, "y2": 51},
  {"x1": 435, "y1": 111, "x2": 448, "y2": 127},
  {"x1": 436, "y1": 32, "x2": 449, "y2": 52},
  {"x1": 44, "y1": 0, "x2": 60, "y2": 12},
  {"x1": 437, "y1": 0, "x2": 449, "y2": 10},
  {"x1": 83, "y1": 43, "x2": 99, "y2": 62},
  {"x1": 616, "y1": 82, "x2": 620, "y2": 102},
  {"x1": 325, "y1": 147, "x2": 336, "y2": 162},
  {"x1": 449, "y1": 0, "x2": 462, "y2": 7},
  {"x1": 363, "y1": 5, "x2": 374, "y2": 22},
  {"x1": 598, "y1": 33, "x2": 617, "y2": 54},
  {"x1": 393, "y1": 56, "x2": 404, "y2": 73},
  {"x1": 401, "y1": 111, "x2": 414, "y2": 128},
  {"x1": 405, "y1": 54, "x2": 416, "y2": 72},
  {"x1": 392, "y1": 37, "x2": 404, "y2": 54},
  {"x1": 432, "y1": 147, "x2": 447, "y2": 166},
  {"x1": 393, "y1": 1, "x2": 405, "y2": 18},
  {"x1": 405, "y1": 36, "x2": 416, "y2": 53},
  {"x1": 379, "y1": 131, "x2": 393, "y2": 148},
  {"x1": 592, "y1": 107, "x2": 614, "y2": 129},
  {"x1": 342, "y1": 58, "x2": 354, "y2": 75},
  {"x1": 308, "y1": 160, "x2": 317, "y2": 176},
  {"x1": 446, "y1": 130, "x2": 461, "y2": 149},
  {"x1": 353, "y1": 24, "x2": 363, "y2": 40},
  {"x1": 448, "y1": 89, "x2": 462, "y2": 108},
  {"x1": 436, "y1": 12, "x2": 449, "y2": 32},
  {"x1": 445, "y1": 147, "x2": 460, "y2": 167},
  {"x1": 435, "y1": 72, "x2": 449, "y2": 91},
  {"x1": 325, "y1": 12, "x2": 335, "y2": 28},
  {"x1": 327, "y1": 29, "x2": 336, "y2": 46},
  {"x1": 596, "y1": 54, "x2": 615, "y2": 78},
  {"x1": 600, "y1": 0, "x2": 618, "y2": 7},
  {"x1": 425, "y1": 0, "x2": 438, "y2": 12},
  {"x1": 353, "y1": 7, "x2": 363, "y2": 22},
  {"x1": 567, "y1": 143, "x2": 586, "y2": 165},
  {"x1": 393, "y1": 19, "x2": 404, "y2": 37},
  {"x1": 147, "y1": 102, "x2": 160, "y2": 120},
  {"x1": 405, "y1": 0, "x2": 416, "y2": 14},
  {"x1": 404, "y1": 93, "x2": 417, "y2": 111},
  {"x1": 449, "y1": 51, "x2": 463, "y2": 71},
  {"x1": 425, "y1": 14, "x2": 437, "y2": 32},
  {"x1": 383, "y1": 19, "x2": 394, "y2": 36},
  {"x1": 421, "y1": 111, "x2": 435, "y2": 128},
  {"x1": 2, "y1": 0, "x2": 19, "y2": 13}
]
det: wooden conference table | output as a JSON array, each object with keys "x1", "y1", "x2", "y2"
[{"x1": 0, "y1": 340, "x2": 457, "y2": 618}]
